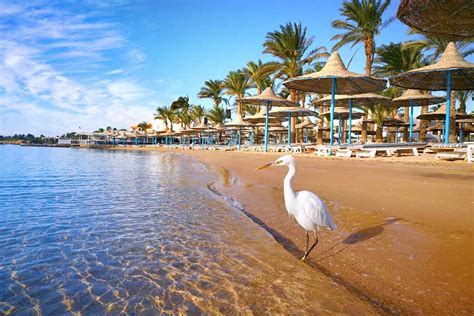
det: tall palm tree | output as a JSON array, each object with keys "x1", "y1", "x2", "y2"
[
  {"x1": 198, "y1": 80, "x2": 227, "y2": 110},
  {"x1": 263, "y1": 22, "x2": 328, "y2": 85},
  {"x1": 137, "y1": 121, "x2": 151, "y2": 131},
  {"x1": 373, "y1": 42, "x2": 427, "y2": 141},
  {"x1": 206, "y1": 106, "x2": 226, "y2": 125},
  {"x1": 263, "y1": 22, "x2": 327, "y2": 141},
  {"x1": 170, "y1": 96, "x2": 192, "y2": 112},
  {"x1": 175, "y1": 110, "x2": 193, "y2": 129},
  {"x1": 456, "y1": 91, "x2": 472, "y2": 114},
  {"x1": 360, "y1": 103, "x2": 393, "y2": 142},
  {"x1": 190, "y1": 105, "x2": 207, "y2": 124},
  {"x1": 223, "y1": 70, "x2": 252, "y2": 116},
  {"x1": 243, "y1": 60, "x2": 273, "y2": 94},
  {"x1": 155, "y1": 106, "x2": 174, "y2": 129},
  {"x1": 331, "y1": 0, "x2": 391, "y2": 76},
  {"x1": 404, "y1": 33, "x2": 473, "y2": 142},
  {"x1": 403, "y1": 31, "x2": 474, "y2": 62}
]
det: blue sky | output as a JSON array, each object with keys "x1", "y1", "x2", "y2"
[{"x1": 0, "y1": 0, "x2": 472, "y2": 136}]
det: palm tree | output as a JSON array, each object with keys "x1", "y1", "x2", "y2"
[
  {"x1": 243, "y1": 60, "x2": 273, "y2": 94},
  {"x1": 331, "y1": 0, "x2": 391, "y2": 76},
  {"x1": 373, "y1": 42, "x2": 428, "y2": 141},
  {"x1": 403, "y1": 32, "x2": 474, "y2": 62},
  {"x1": 175, "y1": 110, "x2": 193, "y2": 129},
  {"x1": 263, "y1": 22, "x2": 327, "y2": 141},
  {"x1": 223, "y1": 70, "x2": 252, "y2": 116},
  {"x1": 137, "y1": 121, "x2": 150, "y2": 131},
  {"x1": 198, "y1": 80, "x2": 227, "y2": 110},
  {"x1": 190, "y1": 105, "x2": 207, "y2": 124},
  {"x1": 170, "y1": 96, "x2": 192, "y2": 112},
  {"x1": 456, "y1": 91, "x2": 473, "y2": 114},
  {"x1": 206, "y1": 106, "x2": 226, "y2": 125},
  {"x1": 155, "y1": 106, "x2": 174, "y2": 130},
  {"x1": 263, "y1": 22, "x2": 328, "y2": 85},
  {"x1": 360, "y1": 103, "x2": 393, "y2": 142},
  {"x1": 404, "y1": 34, "x2": 473, "y2": 142}
]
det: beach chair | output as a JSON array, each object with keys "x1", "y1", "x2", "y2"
[{"x1": 467, "y1": 144, "x2": 474, "y2": 163}]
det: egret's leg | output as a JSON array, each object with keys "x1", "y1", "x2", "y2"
[
  {"x1": 305, "y1": 231, "x2": 309, "y2": 253},
  {"x1": 301, "y1": 232, "x2": 319, "y2": 261}
]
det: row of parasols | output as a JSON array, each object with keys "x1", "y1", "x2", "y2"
[{"x1": 230, "y1": 42, "x2": 473, "y2": 152}]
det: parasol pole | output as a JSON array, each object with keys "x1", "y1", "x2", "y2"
[
  {"x1": 238, "y1": 126, "x2": 241, "y2": 150},
  {"x1": 444, "y1": 70, "x2": 452, "y2": 144},
  {"x1": 338, "y1": 113, "x2": 342, "y2": 145},
  {"x1": 287, "y1": 112, "x2": 291, "y2": 145},
  {"x1": 329, "y1": 78, "x2": 336, "y2": 151},
  {"x1": 348, "y1": 99, "x2": 353, "y2": 144},
  {"x1": 264, "y1": 100, "x2": 269, "y2": 152},
  {"x1": 409, "y1": 99, "x2": 414, "y2": 142}
]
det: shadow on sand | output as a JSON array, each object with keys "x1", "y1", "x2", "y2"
[{"x1": 343, "y1": 217, "x2": 399, "y2": 244}]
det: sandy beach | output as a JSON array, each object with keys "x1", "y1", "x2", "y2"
[{"x1": 114, "y1": 147, "x2": 473, "y2": 315}]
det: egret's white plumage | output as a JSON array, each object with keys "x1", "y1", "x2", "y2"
[{"x1": 258, "y1": 154, "x2": 336, "y2": 260}]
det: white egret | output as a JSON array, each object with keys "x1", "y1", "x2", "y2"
[{"x1": 258, "y1": 155, "x2": 336, "y2": 260}]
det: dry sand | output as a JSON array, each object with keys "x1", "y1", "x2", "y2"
[{"x1": 114, "y1": 147, "x2": 474, "y2": 314}]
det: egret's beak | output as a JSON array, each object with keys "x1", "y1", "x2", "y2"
[{"x1": 256, "y1": 162, "x2": 273, "y2": 170}]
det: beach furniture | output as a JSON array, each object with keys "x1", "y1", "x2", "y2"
[
  {"x1": 284, "y1": 51, "x2": 387, "y2": 150},
  {"x1": 391, "y1": 43, "x2": 474, "y2": 144},
  {"x1": 314, "y1": 93, "x2": 391, "y2": 144},
  {"x1": 350, "y1": 143, "x2": 428, "y2": 158},
  {"x1": 238, "y1": 88, "x2": 298, "y2": 152},
  {"x1": 393, "y1": 89, "x2": 445, "y2": 142}
]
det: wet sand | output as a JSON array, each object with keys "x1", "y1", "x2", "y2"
[{"x1": 114, "y1": 147, "x2": 473, "y2": 314}]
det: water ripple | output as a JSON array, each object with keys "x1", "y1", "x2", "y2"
[{"x1": 0, "y1": 146, "x2": 377, "y2": 314}]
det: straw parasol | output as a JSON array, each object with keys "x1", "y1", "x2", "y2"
[
  {"x1": 225, "y1": 114, "x2": 255, "y2": 150},
  {"x1": 396, "y1": 0, "x2": 474, "y2": 40},
  {"x1": 314, "y1": 92, "x2": 391, "y2": 144},
  {"x1": 390, "y1": 43, "x2": 474, "y2": 143},
  {"x1": 244, "y1": 107, "x2": 285, "y2": 124},
  {"x1": 238, "y1": 87, "x2": 298, "y2": 152},
  {"x1": 296, "y1": 118, "x2": 316, "y2": 129},
  {"x1": 320, "y1": 107, "x2": 365, "y2": 120},
  {"x1": 268, "y1": 106, "x2": 318, "y2": 145},
  {"x1": 283, "y1": 51, "x2": 387, "y2": 147},
  {"x1": 392, "y1": 89, "x2": 446, "y2": 141},
  {"x1": 417, "y1": 104, "x2": 472, "y2": 121}
]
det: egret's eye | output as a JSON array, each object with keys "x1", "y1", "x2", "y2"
[{"x1": 276, "y1": 160, "x2": 282, "y2": 164}]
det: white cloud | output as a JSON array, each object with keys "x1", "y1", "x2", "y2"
[
  {"x1": 0, "y1": 1, "x2": 159, "y2": 136},
  {"x1": 128, "y1": 48, "x2": 145, "y2": 64}
]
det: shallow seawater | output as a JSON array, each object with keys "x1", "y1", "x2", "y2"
[{"x1": 0, "y1": 145, "x2": 376, "y2": 315}]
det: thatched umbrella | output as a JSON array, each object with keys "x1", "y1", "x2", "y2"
[
  {"x1": 268, "y1": 106, "x2": 318, "y2": 145},
  {"x1": 392, "y1": 89, "x2": 445, "y2": 141},
  {"x1": 284, "y1": 51, "x2": 387, "y2": 148},
  {"x1": 295, "y1": 118, "x2": 316, "y2": 143},
  {"x1": 382, "y1": 114, "x2": 409, "y2": 143},
  {"x1": 225, "y1": 114, "x2": 255, "y2": 150},
  {"x1": 397, "y1": 0, "x2": 474, "y2": 40},
  {"x1": 417, "y1": 104, "x2": 472, "y2": 120},
  {"x1": 320, "y1": 107, "x2": 365, "y2": 144},
  {"x1": 418, "y1": 104, "x2": 473, "y2": 142},
  {"x1": 390, "y1": 42, "x2": 474, "y2": 143},
  {"x1": 314, "y1": 92, "x2": 391, "y2": 143},
  {"x1": 238, "y1": 87, "x2": 298, "y2": 152}
]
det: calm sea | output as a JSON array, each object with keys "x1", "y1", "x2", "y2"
[{"x1": 0, "y1": 145, "x2": 375, "y2": 314}]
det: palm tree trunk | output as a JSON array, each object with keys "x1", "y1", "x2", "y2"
[
  {"x1": 419, "y1": 105, "x2": 428, "y2": 141},
  {"x1": 376, "y1": 125, "x2": 383, "y2": 142},
  {"x1": 289, "y1": 90, "x2": 298, "y2": 143},
  {"x1": 361, "y1": 121, "x2": 367, "y2": 143},
  {"x1": 237, "y1": 101, "x2": 243, "y2": 116},
  {"x1": 403, "y1": 106, "x2": 409, "y2": 142},
  {"x1": 364, "y1": 37, "x2": 374, "y2": 76}
]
